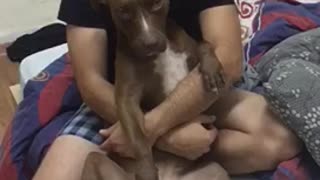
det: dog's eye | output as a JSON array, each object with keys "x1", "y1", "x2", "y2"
[
  {"x1": 151, "y1": 0, "x2": 163, "y2": 12},
  {"x1": 117, "y1": 7, "x2": 131, "y2": 21}
]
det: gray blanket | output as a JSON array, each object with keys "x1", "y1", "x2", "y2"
[{"x1": 254, "y1": 28, "x2": 320, "y2": 166}]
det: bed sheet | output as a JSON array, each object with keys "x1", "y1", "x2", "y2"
[
  {"x1": 10, "y1": 1, "x2": 320, "y2": 180},
  {"x1": 237, "y1": 0, "x2": 320, "y2": 43}
]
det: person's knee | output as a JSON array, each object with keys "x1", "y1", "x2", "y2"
[
  {"x1": 236, "y1": 115, "x2": 302, "y2": 172},
  {"x1": 248, "y1": 96, "x2": 303, "y2": 166},
  {"x1": 253, "y1": 126, "x2": 302, "y2": 170},
  {"x1": 34, "y1": 135, "x2": 103, "y2": 180},
  {"x1": 82, "y1": 152, "x2": 129, "y2": 180}
]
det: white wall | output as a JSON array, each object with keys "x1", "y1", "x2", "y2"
[
  {"x1": 0, "y1": 0, "x2": 62, "y2": 43},
  {"x1": 0, "y1": 0, "x2": 319, "y2": 43}
]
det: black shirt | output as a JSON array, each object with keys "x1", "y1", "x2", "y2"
[{"x1": 58, "y1": 0, "x2": 234, "y2": 82}]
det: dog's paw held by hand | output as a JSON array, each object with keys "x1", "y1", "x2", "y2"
[{"x1": 198, "y1": 42, "x2": 225, "y2": 94}]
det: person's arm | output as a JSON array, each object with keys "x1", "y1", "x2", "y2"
[
  {"x1": 67, "y1": 25, "x2": 117, "y2": 124},
  {"x1": 146, "y1": 4, "x2": 242, "y2": 139},
  {"x1": 200, "y1": 5, "x2": 243, "y2": 84}
]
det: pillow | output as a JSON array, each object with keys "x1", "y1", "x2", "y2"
[
  {"x1": 235, "y1": 0, "x2": 320, "y2": 44},
  {"x1": 19, "y1": 43, "x2": 68, "y2": 90}
]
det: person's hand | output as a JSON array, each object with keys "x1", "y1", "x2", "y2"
[
  {"x1": 99, "y1": 122, "x2": 135, "y2": 158},
  {"x1": 198, "y1": 42, "x2": 225, "y2": 93},
  {"x1": 156, "y1": 115, "x2": 218, "y2": 160},
  {"x1": 99, "y1": 117, "x2": 157, "y2": 158}
]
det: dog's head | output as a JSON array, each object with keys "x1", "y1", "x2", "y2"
[{"x1": 93, "y1": 0, "x2": 169, "y2": 59}]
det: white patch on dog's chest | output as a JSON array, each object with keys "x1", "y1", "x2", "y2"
[{"x1": 154, "y1": 47, "x2": 189, "y2": 95}]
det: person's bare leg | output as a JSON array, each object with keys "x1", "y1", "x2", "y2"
[
  {"x1": 209, "y1": 90, "x2": 302, "y2": 174},
  {"x1": 82, "y1": 152, "x2": 134, "y2": 180},
  {"x1": 33, "y1": 90, "x2": 301, "y2": 179},
  {"x1": 33, "y1": 135, "x2": 106, "y2": 180}
]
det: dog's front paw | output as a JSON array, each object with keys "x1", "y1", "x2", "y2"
[{"x1": 198, "y1": 42, "x2": 225, "y2": 93}]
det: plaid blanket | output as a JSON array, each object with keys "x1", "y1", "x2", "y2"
[{"x1": 1, "y1": 1, "x2": 320, "y2": 180}]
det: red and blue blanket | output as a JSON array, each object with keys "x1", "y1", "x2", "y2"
[{"x1": 1, "y1": 1, "x2": 320, "y2": 180}]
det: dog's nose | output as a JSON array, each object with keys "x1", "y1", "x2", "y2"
[
  {"x1": 143, "y1": 36, "x2": 159, "y2": 49},
  {"x1": 142, "y1": 35, "x2": 166, "y2": 56}
]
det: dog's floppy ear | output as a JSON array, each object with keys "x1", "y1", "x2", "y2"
[{"x1": 90, "y1": 0, "x2": 108, "y2": 11}]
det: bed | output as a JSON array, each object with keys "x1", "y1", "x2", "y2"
[{"x1": 2, "y1": 0, "x2": 320, "y2": 180}]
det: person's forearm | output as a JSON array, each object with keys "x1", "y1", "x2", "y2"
[
  {"x1": 146, "y1": 44, "x2": 242, "y2": 139},
  {"x1": 146, "y1": 66, "x2": 220, "y2": 138},
  {"x1": 200, "y1": 5, "x2": 243, "y2": 86},
  {"x1": 67, "y1": 26, "x2": 117, "y2": 124},
  {"x1": 212, "y1": 43, "x2": 242, "y2": 86},
  {"x1": 78, "y1": 75, "x2": 117, "y2": 124}
]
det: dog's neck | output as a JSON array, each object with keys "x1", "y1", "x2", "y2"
[{"x1": 153, "y1": 45, "x2": 189, "y2": 95}]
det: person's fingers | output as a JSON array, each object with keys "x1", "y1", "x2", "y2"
[
  {"x1": 100, "y1": 139, "x2": 113, "y2": 152},
  {"x1": 206, "y1": 127, "x2": 218, "y2": 144},
  {"x1": 99, "y1": 125, "x2": 116, "y2": 137},
  {"x1": 216, "y1": 73, "x2": 225, "y2": 93},
  {"x1": 200, "y1": 73, "x2": 209, "y2": 92},
  {"x1": 214, "y1": 75, "x2": 223, "y2": 92},
  {"x1": 208, "y1": 74, "x2": 218, "y2": 93},
  {"x1": 99, "y1": 129, "x2": 112, "y2": 138}
]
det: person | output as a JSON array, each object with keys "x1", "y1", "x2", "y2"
[{"x1": 33, "y1": 0, "x2": 302, "y2": 179}]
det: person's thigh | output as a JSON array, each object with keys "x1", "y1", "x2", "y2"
[
  {"x1": 33, "y1": 135, "x2": 104, "y2": 180},
  {"x1": 34, "y1": 104, "x2": 108, "y2": 180},
  {"x1": 211, "y1": 89, "x2": 285, "y2": 135}
]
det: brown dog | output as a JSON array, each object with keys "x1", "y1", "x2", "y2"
[{"x1": 84, "y1": 0, "x2": 226, "y2": 179}]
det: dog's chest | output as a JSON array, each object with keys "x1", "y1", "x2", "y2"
[{"x1": 154, "y1": 47, "x2": 189, "y2": 95}]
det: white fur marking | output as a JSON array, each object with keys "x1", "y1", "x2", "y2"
[
  {"x1": 154, "y1": 47, "x2": 189, "y2": 95},
  {"x1": 141, "y1": 15, "x2": 150, "y2": 32}
]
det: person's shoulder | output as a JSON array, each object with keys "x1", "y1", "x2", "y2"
[
  {"x1": 170, "y1": 0, "x2": 234, "y2": 12},
  {"x1": 58, "y1": 0, "x2": 111, "y2": 29}
]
